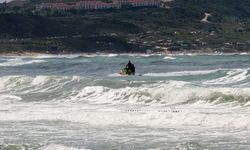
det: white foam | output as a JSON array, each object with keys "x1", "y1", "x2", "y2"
[
  {"x1": 163, "y1": 56, "x2": 176, "y2": 60},
  {"x1": 1, "y1": 75, "x2": 250, "y2": 106},
  {"x1": 0, "y1": 75, "x2": 84, "y2": 94},
  {"x1": 108, "y1": 73, "x2": 142, "y2": 77},
  {"x1": 107, "y1": 54, "x2": 118, "y2": 57},
  {"x1": 0, "y1": 58, "x2": 46, "y2": 67},
  {"x1": 0, "y1": 101, "x2": 249, "y2": 129},
  {"x1": 1, "y1": 79, "x2": 250, "y2": 129},
  {"x1": 144, "y1": 70, "x2": 218, "y2": 77},
  {"x1": 204, "y1": 69, "x2": 248, "y2": 85},
  {"x1": 82, "y1": 54, "x2": 118, "y2": 57},
  {"x1": 0, "y1": 75, "x2": 32, "y2": 92},
  {"x1": 32, "y1": 76, "x2": 49, "y2": 85},
  {"x1": 239, "y1": 52, "x2": 249, "y2": 55},
  {"x1": 127, "y1": 54, "x2": 151, "y2": 57},
  {"x1": 67, "y1": 80, "x2": 250, "y2": 106},
  {"x1": 42, "y1": 144, "x2": 90, "y2": 150},
  {"x1": 43, "y1": 55, "x2": 80, "y2": 59},
  {"x1": 0, "y1": 94, "x2": 22, "y2": 102},
  {"x1": 0, "y1": 75, "x2": 250, "y2": 129},
  {"x1": 108, "y1": 73, "x2": 121, "y2": 77}
]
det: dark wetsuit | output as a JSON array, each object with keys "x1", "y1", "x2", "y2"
[
  {"x1": 126, "y1": 61, "x2": 133, "y2": 69},
  {"x1": 126, "y1": 61, "x2": 135, "y2": 74}
]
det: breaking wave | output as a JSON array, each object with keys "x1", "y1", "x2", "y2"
[
  {"x1": 203, "y1": 69, "x2": 249, "y2": 85},
  {"x1": 43, "y1": 144, "x2": 90, "y2": 150},
  {"x1": 144, "y1": 70, "x2": 218, "y2": 77},
  {"x1": 1, "y1": 75, "x2": 250, "y2": 129},
  {"x1": 163, "y1": 56, "x2": 176, "y2": 60},
  {"x1": 1, "y1": 75, "x2": 250, "y2": 106},
  {"x1": 0, "y1": 144, "x2": 90, "y2": 150},
  {"x1": 0, "y1": 58, "x2": 46, "y2": 67},
  {"x1": 173, "y1": 142, "x2": 207, "y2": 150},
  {"x1": 2, "y1": 55, "x2": 250, "y2": 149}
]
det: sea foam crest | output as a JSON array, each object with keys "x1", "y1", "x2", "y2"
[
  {"x1": 204, "y1": 69, "x2": 249, "y2": 85},
  {"x1": 144, "y1": 69, "x2": 218, "y2": 77},
  {"x1": 0, "y1": 76, "x2": 250, "y2": 129},
  {"x1": 0, "y1": 94, "x2": 22, "y2": 103},
  {"x1": 1, "y1": 99, "x2": 249, "y2": 129},
  {"x1": 1, "y1": 75, "x2": 250, "y2": 105},
  {"x1": 0, "y1": 144, "x2": 90, "y2": 150},
  {"x1": 0, "y1": 58, "x2": 46, "y2": 67},
  {"x1": 68, "y1": 80, "x2": 250, "y2": 106},
  {"x1": 163, "y1": 56, "x2": 176, "y2": 60},
  {"x1": 42, "y1": 144, "x2": 90, "y2": 150}
]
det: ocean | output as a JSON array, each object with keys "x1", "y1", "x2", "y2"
[{"x1": 0, "y1": 54, "x2": 250, "y2": 150}]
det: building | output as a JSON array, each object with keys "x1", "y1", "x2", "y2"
[
  {"x1": 75, "y1": 1, "x2": 120, "y2": 10},
  {"x1": 37, "y1": 0, "x2": 161, "y2": 11},
  {"x1": 38, "y1": 3, "x2": 72, "y2": 10},
  {"x1": 128, "y1": 0, "x2": 160, "y2": 7}
]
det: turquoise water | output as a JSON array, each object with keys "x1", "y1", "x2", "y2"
[{"x1": 0, "y1": 54, "x2": 250, "y2": 150}]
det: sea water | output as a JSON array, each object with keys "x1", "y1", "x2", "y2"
[{"x1": 0, "y1": 54, "x2": 250, "y2": 150}]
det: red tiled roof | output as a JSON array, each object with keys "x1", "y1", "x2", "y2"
[{"x1": 39, "y1": 0, "x2": 160, "y2": 10}]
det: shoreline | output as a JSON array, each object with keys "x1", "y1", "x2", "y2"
[{"x1": 0, "y1": 51, "x2": 250, "y2": 57}]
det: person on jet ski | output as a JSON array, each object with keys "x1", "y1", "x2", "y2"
[{"x1": 126, "y1": 60, "x2": 135, "y2": 75}]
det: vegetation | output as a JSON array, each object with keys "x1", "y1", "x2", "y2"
[{"x1": 0, "y1": 0, "x2": 250, "y2": 54}]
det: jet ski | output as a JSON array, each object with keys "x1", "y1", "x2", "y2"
[{"x1": 119, "y1": 68, "x2": 135, "y2": 76}]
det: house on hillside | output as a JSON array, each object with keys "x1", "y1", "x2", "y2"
[
  {"x1": 128, "y1": 0, "x2": 160, "y2": 7},
  {"x1": 75, "y1": 1, "x2": 121, "y2": 9},
  {"x1": 37, "y1": 0, "x2": 161, "y2": 11},
  {"x1": 38, "y1": 3, "x2": 72, "y2": 10}
]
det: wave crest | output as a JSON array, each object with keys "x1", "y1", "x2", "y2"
[
  {"x1": 0, "y1": 144, "x2": 90, "y2": 150},
  {"x1": 0, "y1": 75, "x2": 250, "y2": 106},
  {"x1": 0, "y1": 58, "x2": 46, "y2": 67}
]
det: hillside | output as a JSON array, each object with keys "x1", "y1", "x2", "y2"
[{"x1": 0, "y1": 0, "x2": 250, "y2": 54}]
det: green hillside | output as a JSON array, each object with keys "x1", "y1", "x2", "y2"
[{"x1": 0, "y1": 0, "x2": 250, "y2": 54}]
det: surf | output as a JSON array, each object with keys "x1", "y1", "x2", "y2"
[
  {"x1": 1, "y1": 55, "x2": 250, "y2": 150},
  {"x1": 1, "y1": 75, "x2": 250, "y2": 107}
]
